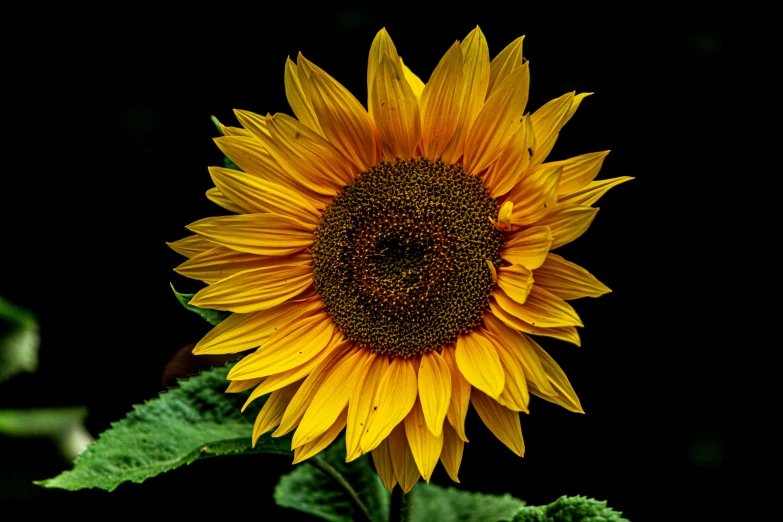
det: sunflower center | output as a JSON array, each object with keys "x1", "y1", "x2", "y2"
[{"x1": 312, "y1": 158, "x2": 503, "y2": 357}]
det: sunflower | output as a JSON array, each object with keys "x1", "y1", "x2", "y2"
[{"x1": 169, "y1": 27, "x2": 630, "y2": 493}]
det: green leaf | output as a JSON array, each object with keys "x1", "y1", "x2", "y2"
[
  {"x1": 0, "y1": 296, "x2": 40, "y2": 381},
  {"x1": 224, "y1": 155, "x2": 240, "y2": 171},
  {"x1": 275, "y1": 437, "x2": 390, "y2": 522},
  {"x1": 170, "y1": 283, "x2": 229, "y2": 326},
  {"x1": 411, "y1": 483, "x2": 525, "y2": 522},
  {"x1": 0, "y1": 295, "x2": 37, "y2": 328},
  {"x1": 511, "y1": 495, "x2": 629, "y2": 522},
  {"x1": 36, "y1": 364, "x2": 292, "y2": 491},
  {"x1": 0, "y1": 407, "x2": 93, "y2": 461},
  {"x1": 210, "y1": 114, "x2": 225, "y2": 136},
  {"x1": 210, "y1": 115, "x2": 241, "y2": 171}
]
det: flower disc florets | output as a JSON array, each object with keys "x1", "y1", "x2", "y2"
[{"x1": 312, "y1": 158, "x2": 503, "y2": 357}]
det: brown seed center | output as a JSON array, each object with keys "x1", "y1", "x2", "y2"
[{"x1": 312, "y1": 158, "x2": 503, "y2": 357}]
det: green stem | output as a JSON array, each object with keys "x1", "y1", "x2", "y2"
[
  {"x1": 308, "y1": 457, "x2": 375, "y2": 522},
  {"x1": 389, "y1": 487, "x2": 414, "y2": 522}
]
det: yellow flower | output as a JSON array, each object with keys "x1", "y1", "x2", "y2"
[{"x1": 169, "y1": 27, "x2": 630, "y2": 493}]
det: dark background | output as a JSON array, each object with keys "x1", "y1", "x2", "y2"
[{"x1": 1, "y1": 6, "x2": 766, "y2": 521}]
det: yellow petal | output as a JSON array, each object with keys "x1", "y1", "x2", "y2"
[
  {"x1": 167, "y1": 234, "x2": 214, "y2": 259},
  {"x1": 252, "y1": 381, "x2": 301, "y2": 446},
  {"x1": 529, "y1": 93, "x2": 574, "y2": 168},
  {"x1": 482, "y1": 312, "x2": 556, "y2": 396},
  {"x1": 221, "y1": 124, "x2": 252, "y2": 138},
  {"x1": 471, "y1": 389, "x2": 525, "y2": 456},
  {"x1": 417, "y1": 351, "x2": 451, "y2": 437},
  {"x1": 489, "y1": 293, "x2": 582, "y2": 346},
  {"x1": 346, "y1": 353, "x2": 388, "y2": 462},
  {"x1": 455, "y1": 330, "x2": 505, "y2": 399},
  {"x1": 492, "y1": 201, "x2": 513, "y2": 231},
  {"x1": 186, "y1": 214, "x2": 313, "y2": 256},
  {"x1": 370, "y1": 55, "x2": 421, "y2": 160},
  {"x1": 227, "y1": 312, "x2": 336, "y2": 379},
  {"x1": 486, "y1": 259, "x2": 498, "y2": 284},
  {"x1": 367, "y1": 28, "x2": 400, "y2": 114},
  {"x1": 439, "y1": 422, "x2": 464, "y2": 483},
  {"x1": 273, "y1": 342, "x2": 354, "y2": 437},
  {"x1": 242, "y1": 336, "x2": 347, "y2": 411},
  {"x1": 371, "y1": 437, "x2": 397, "y2": 493},
  {"x1": 501, "y1": 226, "x2": 553, "y2": 269},
  {"x1": 533, "y1": 253, "x2": 611, "y2": 300},
  {"x1": 419, "y1": 41, "x2": 464, "y2": 160},
  {"x1": 551, "y1": 151, "x2": 611, "y2": 196},
  {"x1": 535, "y1": 204, "x2": 598, "y2": 249},
  {"x1": 496, "y1": 264, "x2": 533, "y2": 304},
  {"x1": 442, "y1": 347, "x2": 471, "y2": 442},
  {"x1": 494, "y1": 285, "x2": 582, "y2": 328},
  {"x1": 214, "y1": 136, "x2": 329, "y2": 207},
  {"x1": 519, "y1": 86, "x2": 590, "y2": 177},
  {"x1": 209, "y1": 166, "x2": 321, "y2": 222},
  {"x1": 293, "y1": 348, "x2": 372, "y2": 448},
  {"x1": 306, "y1": 60, "x2": 378, "y2": 172},
  {"x1": 360, "y1": 356, "x2": 418, "y2": 453},
  {"x1": 189, "y1": 262, "x2": 312, "y2": 314},
  {"x1": 261, "y1": 112, "x2": 355, "y2": 189},
  {"x1": 528, "y1": 382, "x2": 582, "y2": 412},
  {"x1": 175, "y1": 247, "x2": 309, "y2": 285},
  {"x1": 563, "y1": 92, "x2": 592, "y2": 126},
  {"x1": 234, "y1": 110, "x2": 270, "y2": 140},
  {"x1": 284, "y1": 57, "x2": 322, "y2": 135},
  {"x1": 441, "y1": 26, "x2": 490, "y2": 164},
  {"x1": 292, "y1": 408, "x2": 347, "y2": 464},
  {"x1": 463, "y1": 62, "x2": 529, "y2": 175},
  {"x1": 487, "y1": 36, "x2": 524, "y2": 99},
  {"x1": 226, "y1": 377, "x2": 264, "y2": 393},
  {"x1": 400, "y1": 58, "x2": 425, "y2": 99},
  {"x1": 296, "y1": 52, "x2": 316, "y2": 109},
  {"x1": 403, "y1": 398, "x2": 443, "y2": 482},
  {"x1": 194, "y1": 298, "x2": 322, "y2": 355},
  {"x1": 504, "y1": 165, "x2": 562, "y2": 227},
  {"x1": 559, "y1": 176, "x2": 633, "y2": 207},
  {"x1": 483, "y1": 116, "x2": 535, "y2": 198},
  {"x1": 213, "y1": 136, "x2": 280, "y2": 178},
  {"x1": 488, "y1": 330, "x2": 530, "y2": 413},
  {"x1": 388, "y1": 423, "x2": 420, "y2": 493},
  {"x1": 206, "y1": 187, "x2": 247, "y2": 214},
  {"x1": 214, "y1": 135, "x2": 281, "y2": 174},
  {"x1": 524, "y1": 336, "x2": 583, "y2": 413}
]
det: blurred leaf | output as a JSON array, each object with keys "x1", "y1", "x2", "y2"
[
  {"x1": 0, "y1": 296, "x2": 37, "y2": 328},
  {"x1": 0, "y1": 296, "x2": 40, "y2": 381},
  {"x1": 0, "y1": 407, "x2": 93, "y2": 461},
  {"x1": 170, "y1": 283, "x2": 229, "y2": 326},
  {"x1": 511, "y1": 495, "x2": 629, "y2": 522},
  {"x1": 36, "y1": 364, "x2": 291, "y2": 491},
  {"x1": 275, "y1": 437, "x2": 389, "y2": 522},
  {"x1": 412, "y1": 484, "x2": 525, "y2": 522}
]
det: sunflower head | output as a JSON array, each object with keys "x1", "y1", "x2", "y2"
[{"x1": 169, "y1": 26, "x2": 628, "y2": 493}]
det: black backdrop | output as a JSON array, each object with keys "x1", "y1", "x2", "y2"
[{"x1": 1, "y1": 6, "x2": 765, "y2": 520}]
